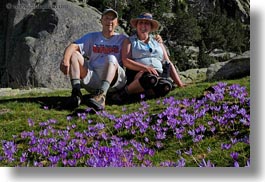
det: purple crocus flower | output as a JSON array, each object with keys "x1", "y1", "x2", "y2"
[
  {"x1": 2, "y1": 140, "x2": 17, "y2": 162},
  {"x1": 221, "y1": 143, "x2": 232, "y2": 150},
  {"x1": 62, "y1": 159, "x2": 68, "y2": 166},
  {"x1": 155, "y1": 141, "x2": 163, "y2": 148},
  {"x1": 193, "y1": 135, "x2": 204, "y2": 143},
  {"x1": 156, "y1": 131, "x2": 166, "y2": 140},
  {"x1": 199, "y1": 125, "x2": 206, "y2": 133},
  {"x1": 234, "y1": 161, "x2": 240, "y2": 167},
  {"x1": 95, "y1": 123, "x2": 105, "y2": 130},
  {"x1": 142, "y1": 159, "x2": 152, "y2": 167},
  {"x1": 68, "y1": 159, "x2": 77, "y2": 167},
  {"x1": 66, "y1": 115, "x2": 72, "y2": 121},
  {"x1": 27, "y1": 118, "x2": 34, "y2": 127},
  {"x1": 231, "y1": 138, "x2": 238, "y2": 145},
  {"x1": 20, "y1": 152, "x2": 27, "y2": 163},
  {"x1": 140, "y1": 94, "x2": 145, "y2": 99},
  {"x1": 160, "y1": 160, "x2": 176, "y2": 167},
  {"x1": 188, "y1": 130, "x2": 195, "y2": 137},
  {"x1": 43, "y1": 106, "x2": 49, "y2": 110},
  {"x1": 230, "y1": 152, "x2": 239, "y2": 160},
  {"x1": 176, "y1": 133, "x2": 183, "y2": 139},
  {"x1": 177, "y1": 158, "x2": 186, "y2": 167},
  {"x1": 210, "y1": 126, "x2": 216, "y2": 133},
  {"x1": 101, "y1": 133, "x2": 108, "y2": 140},
  {"x1": 176, "y1": 150, "x2": 182, "y2": 156},
  {"x1": 48, "y1": 155, "x2": 60, "y2": 165},
  {"x1": 199, "y1": 159, "x2": 215, "y2": 167},
  {"x1": 184, "y1": 148, "x2": 192, "y2": 156}
]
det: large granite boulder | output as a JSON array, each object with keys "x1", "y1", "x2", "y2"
[
  {"x1": 2, "y1": 0, "x2": 102, "y2": 88},
  {"x1": 206, "y1": 51, "x2": 250, "y2": 81},
  {"x1": 178, "y1": 51, "x2": 250, "y2": 84}
]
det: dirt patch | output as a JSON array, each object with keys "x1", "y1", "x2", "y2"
[{"x1": 0, "y1": 108, "x2": 10, "y2": 115}]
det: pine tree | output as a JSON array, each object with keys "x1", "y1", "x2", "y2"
[{"x1": 197, "y1": 40, "x2": 215, "y2": 68}]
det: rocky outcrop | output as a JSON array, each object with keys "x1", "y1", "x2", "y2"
[
  {"x1": 206, "y1": 51, "x2": 250, "y2": 81},
  {"x1": 187, "y1": 0, "x2": 249, "y2": 23},
  {"x1": 1, "y1": 0, "x2": 102, "y2": 88},
  {"x1": 208, "y1": 49, "x2": 237, "y2": 62},
  {"x1": 178, "y1": 51, "x2": 250, "y2": 83},
  {"x1": 180, "y1": 68, "x2": 207, "y2": 84}
]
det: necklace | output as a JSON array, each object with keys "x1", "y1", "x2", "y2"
[{"x1": 137, "y1": 33, "x2": 149, "y2": 43}]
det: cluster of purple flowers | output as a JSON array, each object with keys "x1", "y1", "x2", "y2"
[{"x1": 0, "y1": 82, "x2": 250, "y2": 167}]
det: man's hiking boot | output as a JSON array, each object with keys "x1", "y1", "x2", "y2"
[
  {"x1": 111, "y1": 88, "x2": 128, "y2": 104},
  {"x1": 87, "y1": 89, "x2": 106, "y2": 111},
  {"x1": 64, "y1": 88, "x2": 82, "y2": 110}
]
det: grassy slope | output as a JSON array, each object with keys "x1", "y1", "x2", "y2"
[{"x1": 0, "y1": 76, "x2": 250, "y2": 166}]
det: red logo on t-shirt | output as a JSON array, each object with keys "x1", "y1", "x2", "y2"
[{"x1": 93, "y1": 45, "x2": 119, "y2": 54}]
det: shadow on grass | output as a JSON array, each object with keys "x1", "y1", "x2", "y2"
[
  {"x1": 0, "y1": 93, "x2": 141, "y2": 113},
  {"x1": 0, "y1": 95, "x2": 72, "y2": 111},
  {"x1": 0, "y1": 85, "x2": 202, "y2": 116}
]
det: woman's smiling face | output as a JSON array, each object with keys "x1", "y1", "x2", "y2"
[{"x1": 136, "y1": 20, "x2": 152, "y2": 33}]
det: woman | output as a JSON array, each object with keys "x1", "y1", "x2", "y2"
[{"x1": 113, "y1": 12, "x2": 185, "y2": 102}]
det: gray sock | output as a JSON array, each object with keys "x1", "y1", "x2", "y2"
[
  {"x1": 101, "y1": 80, "x2": 110, "y2": 95},
  {"x1": 71, "y1": 79, "x2": 81, "y2": 90}
]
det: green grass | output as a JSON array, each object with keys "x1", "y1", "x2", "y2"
[{"x1": 0, "y1": 76, "x2": 250, "y2": 167}]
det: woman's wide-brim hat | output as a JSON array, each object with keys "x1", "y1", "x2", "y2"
[{"x1": 130, "y1": 12, "x2": 160, "y2": 32}]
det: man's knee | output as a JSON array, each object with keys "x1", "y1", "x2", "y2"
[
  {"x1": 71, "y1": 51, "x2": 84, "y2": 63},
  {"x1": 105, "y1": 55, "x2": 118, "y2": 66}
]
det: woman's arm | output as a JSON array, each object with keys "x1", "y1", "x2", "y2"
[{"x1": 160, "y1": 43, "x2": 186, "y2": 87}]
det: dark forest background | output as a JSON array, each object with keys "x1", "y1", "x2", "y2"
[{"x1": 84, "y1": 0, "x2": 250, "y2": 71}]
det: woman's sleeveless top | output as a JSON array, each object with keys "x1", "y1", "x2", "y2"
[{"x1": 129, "y1": 34, "x2": 164, "y2": 73}]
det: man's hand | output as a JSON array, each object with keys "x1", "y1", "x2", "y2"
[
  {"x1": 60, "y1": 60, "x2": 70, "y2": 75},
  {"x1": 154, "y1": 34, "x2": 163, "y2": 43}
]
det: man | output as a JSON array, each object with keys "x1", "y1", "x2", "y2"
[{"x1": 60, "y1": 9, "x2": 127, "y2": 111}]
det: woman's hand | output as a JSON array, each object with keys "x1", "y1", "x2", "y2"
[
  {"x1": 179, "y1": 82, "x2": 189, "y2": 88},
  {"x1": 144, "y1": 66, "x2": 159, "y2": 76}
]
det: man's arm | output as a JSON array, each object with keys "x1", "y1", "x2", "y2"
[{"x1": 154, "y1": 34, "x2": 163, "y2": 43}]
